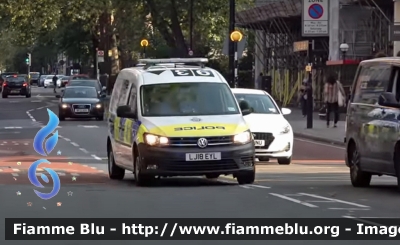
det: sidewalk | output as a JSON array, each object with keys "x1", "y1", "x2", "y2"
[{"x1": 284, "y1": 108, "x2": 345, "y2": 146}]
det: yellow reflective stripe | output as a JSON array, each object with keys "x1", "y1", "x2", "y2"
[
  {"x1": 114, "y1": 117, "x2": 121, "y2": 141},
  {"x1": 124, "y1": 119, "x2": 133, "y2": 144},
  {"x1": 137, "y1": 124, "x2": 147, "y2": 143}
]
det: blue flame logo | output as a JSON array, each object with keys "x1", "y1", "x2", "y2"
[{"x1": 28, "y1": 109, "x2": 61, "y2": 200}]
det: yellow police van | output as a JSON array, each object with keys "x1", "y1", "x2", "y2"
[{"x1": 106, "y1": 58, "x2": 255, "y2": 186}]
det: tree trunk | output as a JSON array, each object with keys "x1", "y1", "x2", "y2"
[{"x1": 169, "y1": 0, "x2": 188, "y2": 57}]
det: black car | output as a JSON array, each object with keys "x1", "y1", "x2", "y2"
[
  {"x1": 29, "y1": 72, "x2": 40, "y2": 85},
  {"x1": 2, "y1": 74, "x2": 31, "y2": 98},
  {"x1": 56, "y1": 86, "x2": 105, "y2": 121},
  {"x1": 0, "y1": 72, "x2": 18, "y2": 92},
  {"x1": 66, "y1": 79, "x2": 106, "y2": 95}
]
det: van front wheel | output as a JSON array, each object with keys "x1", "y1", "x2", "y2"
[
  {"x1": 108, "y1": 147, "x2": 125, "y2": 180},
  {"x1": 237, "y1": 170, "x2": 255, "y2": 185},
  {"x1": 349, "y1": 144, "x2": 371, "y2": 187},
  {"x1": 134, "y1": 155, "x2": 154, "y2": 186}
]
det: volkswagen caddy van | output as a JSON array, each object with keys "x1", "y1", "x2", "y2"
[{"x1": 106, "y1": 58, "x2": 255, "y2": 186}]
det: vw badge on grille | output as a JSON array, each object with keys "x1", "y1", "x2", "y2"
[
  {"x1": 190, "y1": 117, "x2": 201, "y2": 122},
  {"x1": 197, "y1": 138, "x2": 208, "y2": 148}
]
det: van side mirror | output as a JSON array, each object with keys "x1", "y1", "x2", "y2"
[
  {"x1": 116, "y1": 105, "x2": 137, "y2": 119},
  {"x1": 378, "y1": 92, "x2": 400, "y2": 108},
  {"x1": 241, "y1": 109, "x2": 251, "y2": 116}
]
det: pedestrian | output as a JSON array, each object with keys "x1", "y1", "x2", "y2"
[
  {"x1": 324, "y1": 74, "x2": 346, "y2": 128},
  {"x1": 297, "y1": 78, "x2": 308, "y2": 117},
  {"x1": 52, "y1": 74, "x2": 58, "y2": 93},
  {"x1": 255, "y1": 72, "x2": 263, "y2": 89}
]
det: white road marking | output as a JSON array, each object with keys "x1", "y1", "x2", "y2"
[
  {"x1": 343, "y1": 216, "x2": 385, "y2": 226},
  {"x1": 4, "y1": 127, "x2": 22, "y2": 129},
  {"x1": 298, "y1": 193, "x2": 370, "y2": 208},
  {"x1": 63, "y1": 138, "x2": 71, "y2": 141},
  {"x1": 71, "y1": 173, "x2": 80, "y2": 176},
  {"x1": 78, "y1": 125, "x2": 99, "y2": 128},
  {"x1": 269, "y1": 193, "x2": 318, "y2": 208},
  {"x1": 91, "y1": 155, "x2": 102, "y2": 161},
  {"x1": 79, "y1": 148, "x2": 89, "y2": 153},
  {"x1": 57, "y1": 172, "x2": 66, "y2": 176},
  {"x1": 295, "y1": 138, "x2": 345, "y2": 150},
  {"x1": 24, "y1": 143, "x2": 28, "y2": 145},
  {"x1": 11, "y1": 173, "x2": 19, "y2": 176},
  {"x1": 248, "y1": 184, "x2": 270, "y2": 189},
  {"x1": 329, "y1": 208, "x2": 369, "y2": 210},
  {"x1": 239, "y1": 185, "x2": 253, "y2": 189},
  {"x1": 70, "y1": 142, "x2": 79, "y2": 147},
  {"x1": 90, "y1": 167, "x2": 97, "y2": 169}
]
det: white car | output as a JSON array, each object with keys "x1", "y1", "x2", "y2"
[
  {"x1": 44, "y1": 75, "x2": 63, "y2": 88},
  {"x1": 232, "y1": 88, "x2": 294, "y2": 165}
]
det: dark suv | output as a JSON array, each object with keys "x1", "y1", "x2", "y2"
[
  {"x1": 0, "y1": 72, "x2": 18, "y2": 92},
  {"x1": 2, "y1": 74, "x2": 32, "y2": 98}
]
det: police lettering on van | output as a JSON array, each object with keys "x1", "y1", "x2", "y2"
[{"x1": 174, "y1": 126, "x2": 226, "y2": 131}]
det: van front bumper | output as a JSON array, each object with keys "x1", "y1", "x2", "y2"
[{"x1": 137, "y1": 142, "x2": 255, "y2": 177}]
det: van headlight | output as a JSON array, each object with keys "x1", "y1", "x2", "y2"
[
  {"x1": 144, "y1": 133, "x2": 169, "y2": 146},
  {"x1": 233, "y1": 131, "x2": 251, "y2": 144},
  {"x1": 95, "y1": 104, "x2": 102, "y2": 108},
  {"x1": 61, "y1": 104, "x2": 69, "y2": 108},
  {"x1": 280, "y1": 124, "x2": 291, "y2": 134}
]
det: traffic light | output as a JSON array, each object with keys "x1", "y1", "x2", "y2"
[{"x1": 25, "y1": 53, "x2": 31, "y2": 66}]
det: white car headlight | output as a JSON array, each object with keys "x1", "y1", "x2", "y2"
[
  {"x1": 61, "y1": 104, "x2": 68, "y2": 108},
  {"x1": 144, "y1": 133, "x2": 169, "y2": 146},
  {"x1": 95, "y1": 104, "x2": 102, "y2": 108},
  {"x1": 233, "y1": 131, "x2": 251, "y2": 144},
  {"x1": 280, "y1": 124, "x2": 291, "y2": 134}
]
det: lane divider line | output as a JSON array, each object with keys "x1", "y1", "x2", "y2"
[
  {"x1": 70, "y1": 142, "x2": 79, "y2": 147},
  {"x1": 79, "y1": 148, "x2": 89, "y2": 153},
  {"x1": 269, "y1": 193, "x2": 318, "y2": 208},
  {"x1": 91, "y1": 155, "x2": 102, "y2": 161},
  {"x1": 298, "y1": 193, "x2": 370, "y2": 208}
]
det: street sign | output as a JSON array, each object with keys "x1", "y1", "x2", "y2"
[
  {"x1": 188, "y1": 50, "x2": 193, "y2": 56},
  {"x1": 302, "y1": 0, "x2": 329, "y2": 37},
  {"x1": 97, "y1": 50, "x2": 104, "y2": 63},
  {"x1": 293, "y1": 40, "x2": 309, "y2": 52}
]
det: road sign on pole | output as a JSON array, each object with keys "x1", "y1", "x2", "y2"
[
  {"x1": 302, "y1": 0, "x2": 329, "y2": 37},
  {"x1": 97, "y1": 50, "x2": 105, "y2": 63}
]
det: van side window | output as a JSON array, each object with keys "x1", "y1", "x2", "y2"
[
  {"x1": 117, "y1": 80, "x2": 131, "y2": 107},
  {"x1": 128, "y1": 84, "x2": 137, "y2": 114},
  {"x1": 353, "y1": 64, "x2": 391, "y2": 104},
  {"x1": 109, "y1": 77, "x2": 123, "y2": 112}
]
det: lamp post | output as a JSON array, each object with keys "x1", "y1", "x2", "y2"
[
  {"x1": 339, "y1": 42, "x2": 349, "y2": 80},
  {"x1": 140, "y1": 39, "x2": 149, "y2": 58},
  {"x1": 230, "y1": 30, "x2": 243, "y2": 88}
]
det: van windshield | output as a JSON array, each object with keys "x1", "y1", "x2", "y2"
[{"x1": 141, "y1": 82, "x2": 240, "y2": 116}]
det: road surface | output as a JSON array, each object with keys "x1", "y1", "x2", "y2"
[{"x1": 0, "y1": 87, "x2": 398, "y2": 245}]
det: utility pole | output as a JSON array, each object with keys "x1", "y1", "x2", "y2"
[
  {"x1": 26, "y1": 53, "x2": 31, "y2": 75},
  {"x1": 306, "y1": 40, "x2": 315, "y2": 129},
  {"x1": 228, "y1": 0, "x2": 235, "y2": 87}
]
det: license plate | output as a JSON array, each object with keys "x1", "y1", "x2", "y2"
[
  {"x1": 185, "y1": 152, "x2": 221, "y2": 161},
  {"x1": 254, "y1": 140, "x2": 265, "y2": 146},
  {"x1": 10, "y1": 90, "x2": 20, "y2": 93},
  {"x1": 74, "y1": 109, "x2": 89, "y2": 112}
]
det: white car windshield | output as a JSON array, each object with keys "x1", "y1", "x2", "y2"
[
  {"x1": 141, "y1": 82, "x2": 240, "y2": 116},
  {"x1": 234, "y1": 93, "x2": 279, "y2": 114}
]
